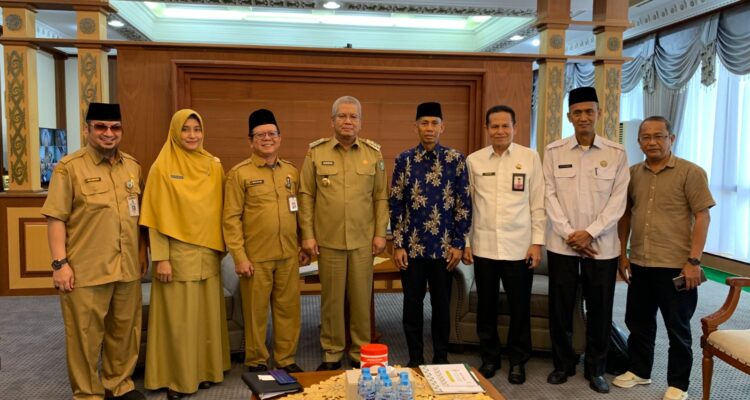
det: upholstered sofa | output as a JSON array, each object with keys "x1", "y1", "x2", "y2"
[
  {"x1": 449, "y1": 250, "x2": 586, "y2": 353},
  {"x1": 138, "y1": 254, "x2": 245, "y2": 364}
]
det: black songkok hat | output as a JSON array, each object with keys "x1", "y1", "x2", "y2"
[
  {"x1": 85, "y1": 103, "x2": 121, "y2": 121},
  {"x1": 248, "y1": 109, "x2": 278, "y2": 137},
  {"x1": 568, "y1": 87, "x2": 599, "y2": 106},
  {"x1": 415, "y1": 102, "x2": 443, "y2": 120}
]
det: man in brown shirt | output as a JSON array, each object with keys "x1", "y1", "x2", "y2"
[
  {"x1": 41, "y1": 103, "x2": 146, "y2": 400},
  {"x1": 614, "y1": 116, "x2": 715, "y2": 400},
  {"x1": 223, "y1": 109, "x2": 307, "y2": 374}
]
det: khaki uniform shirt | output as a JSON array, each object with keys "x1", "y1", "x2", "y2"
[
  {"x1": 299, "y1": 136, "x2": 389, "y2": 250},
  {"x1": 543, "y1": 135, "x2": 630, "y2": 259},
  {"x1": 41, "y1": 145, "x2": 142, "y2": 287},
  {"x1": 627, "y1": 154, "x2": 715, "y2": 268},
  {"x1": 223, "y1": 154, "x2": 300, "y2": 263}
]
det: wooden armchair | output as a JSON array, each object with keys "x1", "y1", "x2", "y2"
[{"x1": 700, "y1": 277, "x2": 750, "y2": 400}]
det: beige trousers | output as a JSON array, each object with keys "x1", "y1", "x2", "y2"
[
  {"x1": 240, "y1": 256, "x2": 301, "y2": 367},
  {"x1": 318, "y1": 246, "x2": 373, "y2": 362},
  {"x1": 60, "y1": 279, "x2": 141, "y2": 400}
]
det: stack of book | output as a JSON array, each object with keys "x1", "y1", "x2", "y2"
[{"x1": 419, "y1": 364, "x2": 485, "y2": 395}]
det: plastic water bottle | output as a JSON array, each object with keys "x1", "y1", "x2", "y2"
[
  {"x1": 373, "y1": 366, "x2": 388, "y2": 393},
  {"x1": 358, "y1": 369, "x2": 375, "y2": 400},
  {"x1": 376, "y1": 377, "x2": 395, "y2": 400},
  {"x1": 397, "y1": 371, "x2": 413, "y2": 400}
]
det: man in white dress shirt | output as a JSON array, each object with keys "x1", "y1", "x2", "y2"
[
  {"x1": 463, "y1": 105, "x2": 545, "y2": 384},
  {"x1": 543, "y1": 87, "x2": 630, "y2": 393}
]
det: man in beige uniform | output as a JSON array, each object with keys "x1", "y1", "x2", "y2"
[
  {"x1": 41, "y1": 103, "x2": 145, "y2": 400},
  {"x1": 299, "y1": 96, "x2": 389, "y2": 370},
  {"x1": 223, "y1": 109, "x2": 308, "y2": 374}
]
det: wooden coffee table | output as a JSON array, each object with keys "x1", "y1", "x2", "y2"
[{"x1": 250, "y1": 367, "x2": 506, "y2": 399}]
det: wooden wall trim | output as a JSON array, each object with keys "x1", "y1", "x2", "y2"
[{"x1": 18, "y1": 217, "x2": 51, "y2": 279}]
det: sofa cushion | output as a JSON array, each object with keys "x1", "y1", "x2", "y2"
[{"x1": 468, "y1": 274, "x2": 550, "y2": 318}]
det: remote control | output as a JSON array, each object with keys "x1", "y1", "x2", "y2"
[{"x1": 269, "y1": 369, "x2": 297, "y2": 385}]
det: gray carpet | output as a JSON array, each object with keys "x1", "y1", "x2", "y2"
[{"x1": 1, "y1": 281, "x2": 749, "y2": 399}]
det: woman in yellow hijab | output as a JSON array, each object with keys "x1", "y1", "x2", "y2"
[{"x1": 140, "y1": 109, "x2": 229, "y2": 399}]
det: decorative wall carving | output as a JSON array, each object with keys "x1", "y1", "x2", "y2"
[
  {"x1": 545, "y1": 65, "x2": 563, "y2": 146},
  {"x1": 79, "y1": 52, "x2": 98, "y2": 119},
  {"x1": 550, "y1": 34, "x2": 564, "y2": 49},
  {"x1": 603, "y1": 67, "x2": 621, "y2": 141},
  {"x1": 79, "y1": 17, "x2": 96, "y2": 34},
  {"x1": 5, "y1": 14, "x2": 22, "y2": 31},
  {"x1": 6, "y1": 50, "x2": 28, "y2": 185},
  {"x1": 481, "y1": 25, "x2": 537, "y2": 53},
  {"x1": 607, "y1": 37, "x2": 620, "y2": 51}
]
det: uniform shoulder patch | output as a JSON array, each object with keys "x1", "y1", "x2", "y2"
[
  {"x1": 120, "y1": 151, "x2": 141, "y2": 165},
  {"x1": 228, "y1": 158, "x2": 253, "y2": 173},
  {"x1": 545, "y1": 137, "x2": 567, "y2": 150},
  {"x1": 309, "y1": 137, "x2": 330, "y2": 148},
  {"x1": 362, "y1": 138, "x2": 381, "y2": 152},
  {"x1": 279, "y1": 158, "x2": 295, "y2": 166}
]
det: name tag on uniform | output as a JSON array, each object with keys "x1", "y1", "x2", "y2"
[
  {"x1": 250, "y1": 179, "x2": 264, "y2": 185},
  {"x1": 321, "y1": 161, "x2": 335, "y2": 166},
  {"x1": 85, "y1": 177, "x2": 101, "y2": 183},
  {"x1": 558, "y1": 164, "x2": 573, "y2": 169},
  {"x1": 288, "y1": 195, "x2": 298, "y2": 212},
  {"x1": 482, "y1": 172, "x2": 496, "y2": 176},
  {"x1": 512, "y1": 173, "x2": 526, "y2": 191},
  {"x1": 127, "y1": 195, "x2": 140, "y2": 217},
  {"x1": 170, "y1": 174, "x2": 184, "y2": 180}
]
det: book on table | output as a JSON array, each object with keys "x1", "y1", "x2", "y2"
[
  {"x1": 241, "y1": 371, "x2": 302, "y2": 399},
  {"x1": 419, "y1": 363, "x2": 485, "y2": 394}
]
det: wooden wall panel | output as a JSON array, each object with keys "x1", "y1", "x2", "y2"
[{"x1": 116, "y1": 46, "x2": 533, "y2": 175}]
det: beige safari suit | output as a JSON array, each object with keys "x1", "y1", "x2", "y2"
[
  {"x1": 41, "y1": 145, "x2": 142, "y2": 400},
  {"x1": 223, "y1": 154, "x2": 301, "y2": 368},
  {"x1": 298, "y1": 137, "x2": 389, "y2": 362}
]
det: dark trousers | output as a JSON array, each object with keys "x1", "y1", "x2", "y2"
[
  {"x1": 547, "y1": 251, "x2": 618, "y2": 376},
  {"x1": 400, "y1": 258, "x2": 453, "y2": 362},
  {"x1": 625, "y1": 264, "x2": 697, "y2": 391},
  {"x1": 474, "y1": 256, "x2": 534, "y2": 366}
]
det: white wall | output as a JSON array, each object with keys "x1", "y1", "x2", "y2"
[{"x1": 65, "y1": 58, "x2": 81, "y2": 152}]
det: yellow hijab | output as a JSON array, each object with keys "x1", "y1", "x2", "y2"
[{"x1": 140, "y1": 109, "x2": 225, "y2": 252}]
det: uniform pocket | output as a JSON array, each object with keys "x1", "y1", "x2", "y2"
[
  {"x1": 81, "y1": 180, "x2": 111, "y2": 210},
  {"x1": 593, "y1": 167, "x2": 616, "y2": 192}
]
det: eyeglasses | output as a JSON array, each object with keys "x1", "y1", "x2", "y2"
[
  {"x1": 90, "y1": 123, "x2": 122, "y2": 134},
  {"x1": 638, "y1": 134, "x2": 670, "y2": 143},
  {"x1": 253, "y1": 131, "x2": 279, "y2": 140}
]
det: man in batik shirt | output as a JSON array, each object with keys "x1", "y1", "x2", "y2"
[{"x1": 389, "y1": 101, "x2": 472, "y2": 367}]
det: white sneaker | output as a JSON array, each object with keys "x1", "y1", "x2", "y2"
[
  {"x1": 663, "y1": 386, "x2": 688, "y2": 400},
  {"x1": 612, "y1": 371, "x2": 652, "y2": 388}
]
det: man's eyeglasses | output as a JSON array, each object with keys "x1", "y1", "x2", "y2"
[
  {"x1": 253, "y1": 131, "x2": 279, "y2": 140},
  {"x1": 90, "y1": 123, "x2": 122, "y2": 134},
  {"x1": 638, "y1": 134, "x2": 669, "y2": 143}
]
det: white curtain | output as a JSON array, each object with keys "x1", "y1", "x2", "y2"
[
  {"x1": 620, "y1": 88, "x2": 644, "y2": 122},
  {"x1": 677, "y1": 60, "x2": 750, "y2": 262}
]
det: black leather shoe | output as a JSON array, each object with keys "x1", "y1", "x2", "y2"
[
  {"x1": 281, "y1": 363, "x2": 304, "y2": 373},
  {"x1": 508, "y1": 364, "x2": 526, "y2": 384},
  {"x1": 316, "y1": 361, "x2": 342, "y2": 371},
  {"x1": 587, "y1": 375, "x2": 610, "y2": 393},
  {"x1": 198, "y1": 381, "x2": 212, "y2": 390},
  {"x1": 247, "y1": 364, "x2": 268, "y2": 372},
  {"x1": 166, "y1": 389, "x2": 185, "y2": 400},
  {"x1": 478, "y1": 362, "x2": 500, "y2": 378},
  {"x1": 406, "y1": 358, "x2": 424, "y2": 368},
  {"x1": 547, "y1": 369, "x2": 575, "y2": 384},
  {"x1": 109, "y1": 390, "x2": 146, "y2": 400}
]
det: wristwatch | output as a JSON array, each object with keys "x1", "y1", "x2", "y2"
[
  {"x1": 687, "y1": 257, "x2": 701, "y2": 266},
  {"x1": 51, "y1": 258, "x2": 68, "y2": 271}
]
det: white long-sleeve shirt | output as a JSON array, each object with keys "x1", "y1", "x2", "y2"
[
  {"x1": 467, "y1": 143, "x2": 545, "y2": 260},
  {"x1": 543, "y1": 135, "x2": 630, "y2": 259}
]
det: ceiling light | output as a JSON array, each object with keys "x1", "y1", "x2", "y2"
[
  {"x1": 108, "y1": 20, "x2": 125, "y2": 28},
  {"x1": 323, "y1": 1, "x2": 341, "y2": 9},
  {"x1": 510, "y1": 35, "x2": 524, "y2": 41},
  {"x1": 532, "y1": 38, "x2": 540, "y2": 46}
]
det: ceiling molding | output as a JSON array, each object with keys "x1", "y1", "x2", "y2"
[
  {"x1": 108, "y1": 15, "x2": 151, "y2": 41},
  {"x1": 344, "y1": 2, "x2": 534, "y2": 16},
  {"x1": 36, "y1": 20, "x2": 66, "y2": 39},
  {"x1": 481, "y1": 24, "x2": 537, "y2": 53}
]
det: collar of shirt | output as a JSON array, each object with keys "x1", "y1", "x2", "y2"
[
  {"x1": 488, "y1": 142, "x2": 515, "y2": 159},
  {"x1": 641, "y1": 152, "x2": 676, "y2": 174},
  {"x1": 250, "y1": 153, "x2": 280, "y2": 168},
  {"x1": 567, "y1": 134, "x2": 603, "y2": 150},
  {"x1": 415, "y1": 142, "x2": 443, "y2": 159},
  {"x1": 85, "y1": 144, "x2": 122, "y2": 165},
  {"x1": 331, "y1": 136, "x2": 360, "y2": 150}
]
